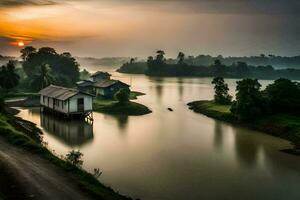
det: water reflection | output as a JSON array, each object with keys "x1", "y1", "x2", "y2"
[
  {"x1": 234, "y1": 128, "x2": 259, "y2": 167},
  {"x1": 213, "y1": 121, "x2": 223, "y2": 150},
  {"x1": 152, "y1": 77, "x2": 165, "y2": 101},
  {"x1": 177, "y1": 78, "x2": 184, "y2": 101},
  {"x1": 104, "y1": 114, "x2": 129, "y2": 132},
  {"x1": 40, "y1": 113, "x2": 94, "y2": 147}
]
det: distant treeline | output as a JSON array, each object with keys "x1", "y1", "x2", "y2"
[{"x1": 117, "y1": 51, "x2": 300, "y2": 80}]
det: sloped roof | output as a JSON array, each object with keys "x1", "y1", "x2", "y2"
[
  {"x1": 93, "y1": 79, "x2": 129, "y2": 88},
  {"x1": 39, "y1": 85, "x2": 94, "y2": 100},
  {"x1": 91, "y1": 71, "x2": 111, "y2": 77},
  {"x1": 76, "y1": 80, "x2": 95, "y2": 87}
]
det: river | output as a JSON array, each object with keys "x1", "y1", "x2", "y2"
[{"x1": 17, "y1": 74, "x2": 300, "y2": 200}]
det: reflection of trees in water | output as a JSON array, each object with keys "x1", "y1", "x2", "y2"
[
  {"x1": 40, "y1": 113, "x2": 93, "y2": 146},
  {"x1": 177, "y1": 78, "x2": 184, "y2": 100},
  {"x1": 234, "y1": 128, "x2": 259, "y2": 167},
  {"x1": 151, "y1": 77, "x2": 165, "y2": 101},
  {"x1": 213, "y1": 121, "x2": 223, "y2": 150},
  {"x1": 104, "y1": 115, "x2": 129, "y2": 133}
]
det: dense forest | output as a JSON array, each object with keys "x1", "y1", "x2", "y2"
[
  {"x1": 0, "y1": 47, "x2": 83, "y2": 93},
  {"x1": 117, "y1": 51, "x2": 300, "y2": 80}
]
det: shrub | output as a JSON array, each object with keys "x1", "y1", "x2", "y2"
[
  {"x1": 114, "y1": 88, "x2": 130, "y2": 104},
  {"x1": 66, "y1": 150, "x2": 83, "y2": 168}
]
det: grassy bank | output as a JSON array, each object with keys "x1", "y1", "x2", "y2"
[
  {"x1": 93, "y1": 98, "x2": 151, "y2": 116},
  {"x1": 0, "y1": 113, "x2": 131, "y2": 200},
  {"x1": 188, "y1": 100, "x2": 300, "y2": 144},
  {"x1": 130, "y1": 91, "x2": 145, "y2": 100}
]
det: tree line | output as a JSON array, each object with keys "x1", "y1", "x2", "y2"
[
  {"x1": 212, "y1": 77, "x2": 300, "y2": 121},
  {"x1": 118, "y1": 50, "x2": 300, "y2": 80}
]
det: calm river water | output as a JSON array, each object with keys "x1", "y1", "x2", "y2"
[{"x1": 18, "y1": 74, "x2": 300, "y2": 200}]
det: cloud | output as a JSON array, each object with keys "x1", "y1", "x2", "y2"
[
  {"x1": 1, "y1": 0, "x2": 299, "y2": 16},
  {"x1": 0, "y1": 0, "x2": 60, "y2": 7},
  {"x1": 104, "y1": 0, "x2": 300, "y2": 16}
]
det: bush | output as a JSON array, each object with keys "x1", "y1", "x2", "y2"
[
  {"x1": 114, "y1": 88, "x2": 130, "y2": 104},
  {"x1": 66, "y1": 150, "x2": 83, "y2": 168}
]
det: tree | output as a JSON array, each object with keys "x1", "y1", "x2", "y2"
[
  {"x1": 114, "y1": 88, "x2": 130, "y2": 104},
  {"x1": 22, "y1": 46, "x2": 80, "y2": 87},
  {"x1": 130, "y1": 58, "x2": 135, "y2": 64},
  {"x1": 177, "y1": 52, "x2": 185, "y2": 64},
  {"x1": 0, "y1": 60, "x2": 20, "y2": 90},
  {"x1": 38, "y1": 47, "x2": 57, "y2": 55},
  {"x1": 20, "y1": 46, "x2": 36, "y2": 61},
  {"x1": 211, "y1": 77, "x2": 232, "y2": 105},
  {"x1": 212, "y1": 59, "x2": 226, "y2": 76},
  {"x1": 31, "y1": 64, "x2": 54, "y2": 91},
  {"x1": 156, "y1": 50, "x2": 166, "y2": 63},
  {"x1": 147, "y1": 56, "x2": 154, "y2": 65},
  {"x1": 231, "y1": 79, "x2": 265, "y2": 121},
  {"x1": 264, "y1": 78, "x2": 300, "y2": 114},
  {"x1": 79, "y1": 69, "x2": 91, "y2": 80},
  {"x1": 235, "y1": 62, "x2": 250, "y2": 78}
]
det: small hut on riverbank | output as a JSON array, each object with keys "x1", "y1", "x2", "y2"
[{"x1": 39, "y1": 85, "x2": 94, "y2": 119}]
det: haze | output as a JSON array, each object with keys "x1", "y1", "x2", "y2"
[{"x1": 0, "y1": 0, "x2": 299, "y2": 57}]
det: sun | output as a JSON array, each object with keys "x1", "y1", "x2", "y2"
[{"x1": 18, "y1": 41, "x2": 25, "y2": 47}]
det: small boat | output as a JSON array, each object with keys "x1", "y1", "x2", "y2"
[{"x1": 167, "y1": 108, "x2": 174, "y2": 112}]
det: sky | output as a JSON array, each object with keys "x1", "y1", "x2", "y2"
[{"x1": 0, "y1": 0, "x2": 299, "y2": 58}]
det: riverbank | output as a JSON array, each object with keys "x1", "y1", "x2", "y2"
[
  {"x1": 93, "y1": 98, "x2": 152, "y2": 116},
  {"x1": 0, "y1": 111, "x2": 132, "y2": 200},
  {"x1": 188, "y1": 101, "x2": 300, "y2": 151}
]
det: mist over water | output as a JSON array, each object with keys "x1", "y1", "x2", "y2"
[{"x1": 18, "y1": 74, "x2": 300, "y2": 200}]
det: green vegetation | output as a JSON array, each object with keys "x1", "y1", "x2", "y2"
[
  {"x1": 66, "y1": 150, "x2": 84, "y2": 168},
  {"x1": 189, "y1": 77, "x2": 300, "y2": 152},
  {"x1": 93, "y1": 98, "x2": 151, "y2": 116},
  {"x1": 31, "y1": 64, "x2": 54, "y2": 91},
  {"x1": 211, "y1": 77, "x2": 232, "y2": 105},
  {"x1": 0, "y1": 60, "x2": 20, "y2": 90},
  {"x1": 130, "y1": 91, "x2": 145, "y2": 100},
  {"x1": 188, "y1": 100, "x2": 300, "y2": 146},
  {"x1": 21, "y1": 46, "x2": 80, "y2": 90},
  {"x1": 0, "y1": 113, "x2": 131, "y2": 200},
  {"x1": 231, "y1": 79, "x2": 266, "y2": 121},
  {"x1": 118, "y1": 51, "x2": 300, "y2": 79},
  {"x1": 114, "y1": 88, "x2": 130, "y2": 104}
]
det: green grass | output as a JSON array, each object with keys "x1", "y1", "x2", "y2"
[
  {"x1": 188, "y1": 100, "x2": 300, "y2": 144},
  {"x1": 93, "y1": 98, "x2": 151, "y2": 116},
  {"x1": 129, "y1": 91, "x2": 145, "y2": 100},
  {"x1": 0, "y1": 113, "x2": 132, "y2": 200},
  {"x1": 3, "y1": 92, "x2": 39, "y2": 100},
  {"x1": 187, "y1": 100, "x2": 235, "y2": 122}
]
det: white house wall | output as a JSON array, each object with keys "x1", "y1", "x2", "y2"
[{"x1": 69, "y1": 94, "x2": 93, "y2": 113}]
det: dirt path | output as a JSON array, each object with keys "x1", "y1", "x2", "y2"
[{"x1": 0, "y1": 138, "x2": 94, "y2": 200}]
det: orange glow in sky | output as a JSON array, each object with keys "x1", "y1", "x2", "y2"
[{"x1": 18, "y1": 41, "x2": 25, "y2": 47}]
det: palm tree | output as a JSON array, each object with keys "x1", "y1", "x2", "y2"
[
  {"x1": 31, "y1": 64, "x2": 54, "y2": 91},
  {"x1": 156, "y1": 50, "x2": 165, "y2": 63},
  {"x1": 177, "y1": 52, "x2": 185, "y2": 64}
]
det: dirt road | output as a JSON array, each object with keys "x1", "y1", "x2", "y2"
[{"x1": 0, "y1": 138, "x2": 94, "y2": 200}]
